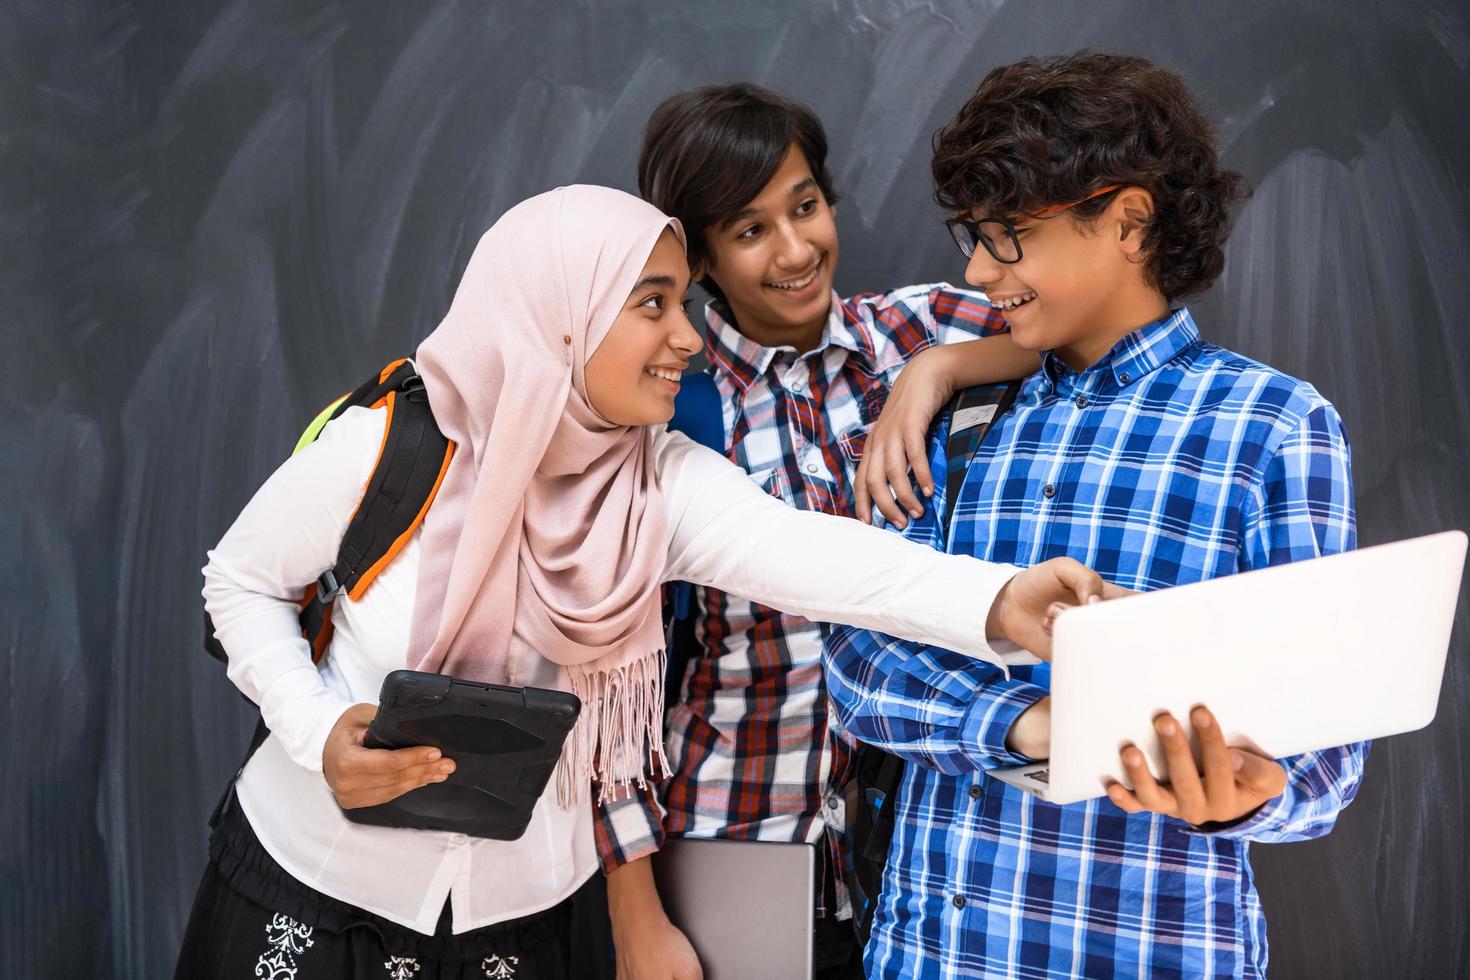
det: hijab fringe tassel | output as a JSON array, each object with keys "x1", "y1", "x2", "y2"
[{"x1": 556, "y1": 648, "x2": 671, "y2": 808}]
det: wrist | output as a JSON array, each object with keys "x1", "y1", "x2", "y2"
[
  {"x1": 1005, "y1": 697, "x2": 1051, "y2": 759},
  {"x1": 606, "y1": 857, "x2": 669, "y2": 932},
  {"x1": 985, "y1": 577, "x2": 1012, "y2": 642},
  {"x1": 928, "y1": 343, "x2": 966, "y2": 396}
]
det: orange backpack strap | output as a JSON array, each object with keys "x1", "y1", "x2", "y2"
[{"x1": 296, "y1": 359, "x2": 455, "y2": 663}]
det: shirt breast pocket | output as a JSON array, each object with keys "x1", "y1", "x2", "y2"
[
  {"x1": 858, "y1": 384, "x2": 889, "y2": 428},
  {"x1": 837, "y1": 426, "x2": 869, "y2": 466},
  {"x1": 746, "y1": 466, "x2": 790, "y2": 501}
]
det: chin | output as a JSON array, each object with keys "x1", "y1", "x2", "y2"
[{"x1": 1006, "y1": 323, "x2": 1049, "y2": 352}]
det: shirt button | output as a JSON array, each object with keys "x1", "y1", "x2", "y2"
[
  {"x1": 1120, "y1": 372, "x2": 1131, "y2": 384},
  {"x1": 969, "y1": 784, "x2": 982, "y2": 800},
  {"x1": 807, "y1": 463, "x2": 819, "y2": 474},
  {"x1": 827, "y1": 796, "x2": 840, "y2": 810},
  {"x1": 1074, "y1": 394, "x2": 1088, "y2": 408},
  {"x1": 1042, "y1": 483, "x2": 1057, "y2": 499},
  {"x1": 953, "y1": 895, "x2": 967, "y2": 909}
]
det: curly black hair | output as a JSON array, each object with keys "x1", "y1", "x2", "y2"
[{"x1": 932, "y1": 52, "x2": 1248, "y2": 301}]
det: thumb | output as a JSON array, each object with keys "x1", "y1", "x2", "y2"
[
  {"x1": 1231, "y1": 751, "x2": 1287, "y2": 797},
  {"x1": 1049, "y1": 557, "x2": 1105, "y2": 605}
]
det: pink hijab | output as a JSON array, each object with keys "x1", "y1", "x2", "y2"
[{"x1": 410, "y1": 185, "x2": 682, "y2": 804}]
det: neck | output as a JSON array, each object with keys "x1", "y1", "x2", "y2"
[
  {"x1": 1054, "y1": 291, "x2": 1171, "y2": 372},
  {"x1": 724, "y1": 302, "x2": 828, "y2": 356}
]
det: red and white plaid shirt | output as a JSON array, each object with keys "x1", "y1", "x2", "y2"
[{"x1": 593, "y1": 284, "x2": 1007, "y2": 918}]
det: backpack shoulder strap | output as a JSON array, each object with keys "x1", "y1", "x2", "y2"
[
  {"x1": 296, "y1": 359, "x2": 455, "y2": 662},
  {"x1": 668, "y1": 371, "x2": 724, "y2": 451},
  {"x1": 941, "y1": 377, "x2": 1025, "y2": 532},
  {"x1": 853, "y1": 372, "x2": 1026, "y2": 946},
  {"x1": 665, "y1": 371, "x2": 725, "y2": 621}
]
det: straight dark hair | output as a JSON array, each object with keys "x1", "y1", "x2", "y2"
[{"x1": 638, "y1": 83, "x2": 841, "y2": 298}]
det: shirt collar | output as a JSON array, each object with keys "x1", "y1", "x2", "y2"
[
  {"x1": 704, "y1": 290, "x2": 859, "y2": 391},
  {"x1": 1040, "y1": 307, "x2": 1200, "y2": 389}
]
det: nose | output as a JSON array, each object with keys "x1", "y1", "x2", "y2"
[
  {"x1": 771, "y1": 220, "x2": 812, "y2": 271},
  {"x1": 671, "y1": 305, "x2": 704, "y2": 357},
  {"x1": 964, "y1": 247, "x2": 1006, "y2": 290}
]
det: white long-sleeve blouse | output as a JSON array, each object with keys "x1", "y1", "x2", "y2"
[{"x1": 202, "y1": 404, "x2": 1014, "y2": 935}]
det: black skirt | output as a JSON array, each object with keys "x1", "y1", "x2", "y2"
[{"x1": 175, "y1": 791, "x2": 615, "y2": 980}]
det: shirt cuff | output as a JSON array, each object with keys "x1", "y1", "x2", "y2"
[
  {"x1": 961, "y1": 679, "x2": 1049, "y2": 768},
  {"x1": 594, "y1": 783, "x2": 667, "y2": 873},
  {"x1": 927, "y1": 558, "x2": 1019, "y2": 671},
  {"x1": 1187, "y1": 779, "x2": 1297, "y2": 839}
]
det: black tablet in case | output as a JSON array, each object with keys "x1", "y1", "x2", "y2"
[{"x1": 345, "y1": 669, "x2": 582, "y2": 840}]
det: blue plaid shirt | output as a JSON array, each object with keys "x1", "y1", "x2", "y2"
[{"x1": 825, "y1": 308, "x2": 1367, "y2": 979}]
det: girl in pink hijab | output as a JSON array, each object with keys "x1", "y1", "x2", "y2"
[{"x1": 189, "y1": 185, "x2": 1105, "y2": 978}]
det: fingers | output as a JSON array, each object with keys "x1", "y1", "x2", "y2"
[
  {"x1": 864, "y1": 444, "x2": 911, "y2": 528},
  {"x1": 1047, "y1": 557, "x2": 1106, "y2": 605},
  {"x1": 904, "y1": 427, "x2": 935, "y2": 499},
  {"x1": 1119, "y1": 743, "x2": 1176, "y2": 815},
  {"x1": 883, "y1": 449, "x2": 923, "y2": 525},
  {"x1": 1192, "y1": 706, "x2": 1234, "y2": 804},
  {"x1": 1105, "y1": 781, "x2": 1146, "y2": 813},
  {"x1": 333, "y1": 745, "x2": 455, "y2": 808},
  {"x1": 853, "y1": 455, "x2": 874, "y2": 524},
  {"x1": 1154, "y1": 713, "x2": 1205, "y2": 820},
  {"x1": 1100, "y1": 582, "x2": 1136, "y2": 600},
  {"x1": 335, "y1": 702, "x2": 378, "y2": 745}
]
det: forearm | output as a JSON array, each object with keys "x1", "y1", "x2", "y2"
[
  {"x1": 606, "y1": 855, "x2": 671, "y2": 933},
  {"x1": 825, "y1": 624, "x2": 1047, "y2": 773},
  {"x1": 924, "y1": 334, "x2": 1040, "y2": 390},
  {"x1": 659, "y1": 430, "x2": 1016, "y2": 665}
]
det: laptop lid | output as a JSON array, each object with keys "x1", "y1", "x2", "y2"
[
  {"x1": 1038, "y1": 531, "x2": 1466, "y2": 806},
  {"x1": 651, "y1": 838, "x2": 815, "y2": 980}
]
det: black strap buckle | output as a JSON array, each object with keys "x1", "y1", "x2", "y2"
[
  {"x1": 401, "y1": 372, "x2": 428, "y2": 403},
  {"x1": 316, "y1": 569, "x2": 343, "y2": 603}
]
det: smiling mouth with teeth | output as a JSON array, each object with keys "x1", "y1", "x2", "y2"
[
  {"x1": 645, "y1": 366, "x2": 682, "y2": 383},
  {"x1": 766, "y1": 260, "x2": 822, "y2": 292},
  {"x1": 993, "y1": 291, "x2": 1038, "y2": 311}
]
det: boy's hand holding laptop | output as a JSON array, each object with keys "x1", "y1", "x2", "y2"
[
  {"x1": 989, "y1": 532, "x2": 1466, "y2": 808},
  {"x1": 1107, "y1": 706, "x2": 1288, "y2": 826}
]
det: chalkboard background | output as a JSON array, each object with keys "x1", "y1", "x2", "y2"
[{"x1": 4, "y1": 1, "x2": 1468, "y2": 976}]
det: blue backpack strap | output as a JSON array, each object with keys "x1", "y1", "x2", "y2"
[
  {"x1": 666, "y1": 373, "x2": 725, "y2": 622},
  {"x1": 669, "y1": 371, "x2": 724, "y2": 452},
  {"x1": 664, "y1": 372, "x2": 725, "y2": 706}
]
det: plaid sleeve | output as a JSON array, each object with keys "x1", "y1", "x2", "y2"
[
  {"x1": 823, "y1": 412, "x2": 1045, "y2": 772},
  {"x1": 847, "y1": 284, "x2": 1007, "y2": 370},
  {"x1": 593, "y1": 781, "x2": 668, "y2": 873},
  {"x1": 922, "y1": 285, "x2": 1008, "y2": 345},
  {"x1": 825, "y1": 623, "x2": 1047, "y2": 772},
  {"x1": 1202, "y1": 402, "x2": 1367, "y2": 842}
]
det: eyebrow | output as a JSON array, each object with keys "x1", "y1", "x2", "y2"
[
  {"x1": 630, "y1": 274, "x2": 678, "y2": 292},
  {"x1": 717, "y1": 177, "x2": 820, "y2": 232}
]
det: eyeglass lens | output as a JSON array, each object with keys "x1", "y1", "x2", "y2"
[{"x1": 949, "y1": 219, "x2": 1020, "y2": 263}]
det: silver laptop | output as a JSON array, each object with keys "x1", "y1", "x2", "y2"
[
  {"x1": 991, "y1": 531, "x2": 1467, "y2": 805},
  {"x1": 651, "y1": 838, "x2": 815, "y2": 980}
]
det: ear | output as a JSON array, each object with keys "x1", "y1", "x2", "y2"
[
  {"x1": 690, "y1": 257, "x2": 709, "y2": 282},
  {"x1": 1114, "y1": 187, "x2": 1154, "y2": 257}
]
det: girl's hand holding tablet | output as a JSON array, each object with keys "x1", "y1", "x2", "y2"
[{"x1": 322, "y1": 703, "x2": 456, "y2": 808}]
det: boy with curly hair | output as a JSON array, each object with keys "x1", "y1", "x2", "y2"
[{"x1": 825, "y1": 53, "x2": 1366, "y2": 979}]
